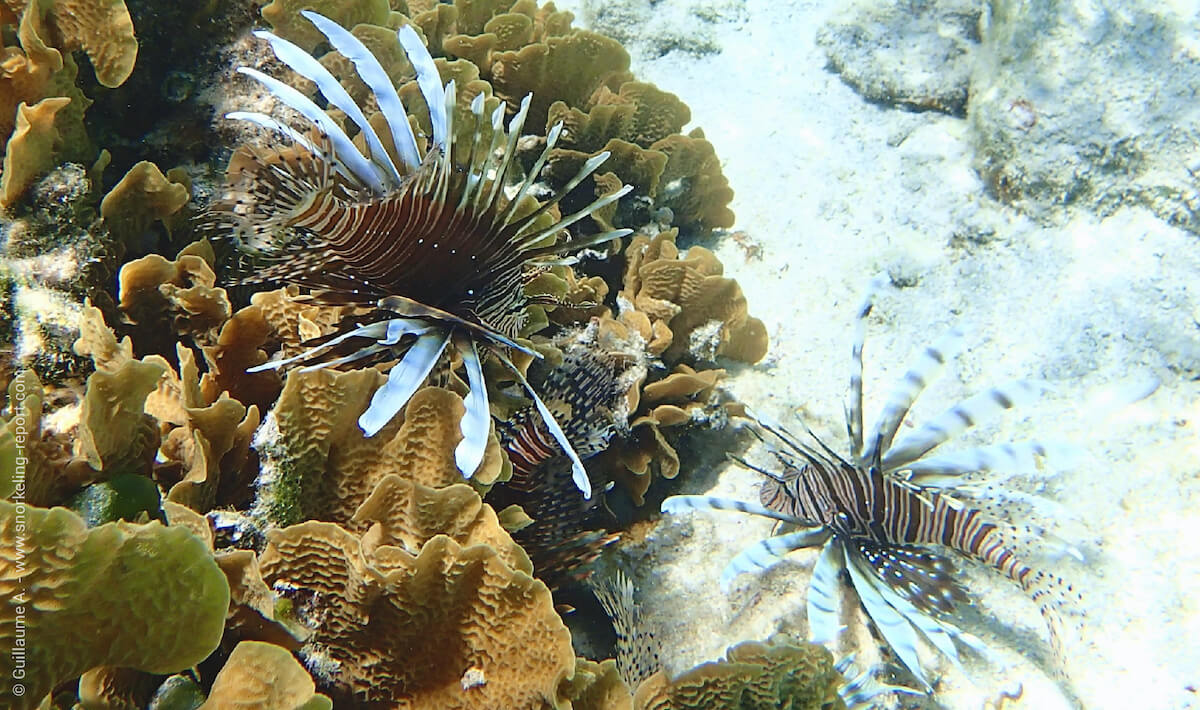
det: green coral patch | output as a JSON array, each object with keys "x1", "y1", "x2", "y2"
[{"x1": 0, "y1": 501, "x2": 229, "y2": 709}]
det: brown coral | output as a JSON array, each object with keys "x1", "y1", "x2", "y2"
[
  {"x1": 632, "y1": 636, "x2": 846, "y2": 710},
  {"x1": 261, "y1": 0, "x2": 391, "y2": 52},
  {"x1": 116, "y1": 239, "x2": 231, "y2": 355},
  {"x1": 352, "y1": 475, "x2": 531, "y2": 571},
  {"x1": 256, "y1": 0, "x2": 733, "y2": 233},
  {"x1": 621, "y1": 229, "x2": 767, "y2": 364},
  {"x1": 1, "y1": 0, "x2": 138, "y2": 88},
  {"x1": 609, "y1": 364, "x2": 726, "y2": 503},
  {"x1": 0, "y1": 97, "x2": 72, "y2": 207},
  {"x1": 100, "y1": 161, "x2": 191, "y2": 246},
  {"x1": 258, "y1": 519, "x2": 574, "y2": 708},
  {"x1": 558, "y1": 658, "x2": 633, "y2": 710}
]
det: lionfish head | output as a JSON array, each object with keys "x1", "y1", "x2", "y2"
[{"x1": 211, "y1": 12, "x2": 633, "y2": 497}]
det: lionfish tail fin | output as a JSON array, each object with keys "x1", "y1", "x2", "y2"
[
  {"x1": 1020, "y1": 567, "x2": 1084, "y2": 673},
  {"x1": 590, "y1": 570, "x2": 662, "y2": 689}
]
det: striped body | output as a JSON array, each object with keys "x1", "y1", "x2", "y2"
[
  {"x1": 486, "y1": 336, "x2": 630, "y2": 590},
  {"x1": 761, "y1": 460, "x2": 1029, "y2": 590}
]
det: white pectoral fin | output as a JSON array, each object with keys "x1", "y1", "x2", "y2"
[
  {"x1": 720, "y1": 526, "x2": 829, "y2": 592},
  {"x1": 453, "y1": 336, "x2": 491, "y2": 478},
  {"x1": 358, "y1": 329, "x2": 449, "y2": 437}
]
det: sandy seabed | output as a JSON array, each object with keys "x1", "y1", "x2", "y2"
[{"x1": 556, "y1": 0, "x2": 1200, "y2": 707}]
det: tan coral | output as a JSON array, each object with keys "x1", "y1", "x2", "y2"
[
  {"x1": 71, "y1": 353, "x2": 163, "y2": 477},
  {"x1": 548, "y1": 82, "x2": 690, "y2": 152},
  {"x1": 100, "y1": 161, "x2": 191, "y2": 245},
  {"x1": 0, "y1": 0, "x2": 138, "y2": 87},
  {"x1": 0, "y1": 501, "x2": 229, "y2": 710},
  {"x1": 632, "y1": 636, "x2": 846, "y2": 710},
  {"x1": 558, "y1": 658, "x2": 633, "y2": 710},
  {"x1": 258, "y1": 520, "x2": 574, "y2": 708},
  {"x1": 156, "y1": 345, "x2": 259, "y2": 513},
  {"x1": 0, "y1": 96, "x2": 72, "y2": 207},
  {"x1": 351, "y1": 475, "x2": 531, "y2": 571},
  {"x1": 653, "y1": 131, "x2": 735, "y2": 231},
  {"x1": 117, "y1": 240, "x2": 231, "y2": 350},
  {"x1": 254, "y1": 368, "x2": 508, "y2": 527},
  {"x1": 622, "y1": 229, "x2": 767, "y2": 364},
  {"x1": 164, "y1": 502, "x2": 306, "y2": 648},
  {"x1": 202, "y1": 641, "x2": 332, "y2": 710},
  {"x1": 261, "y1": 0, "x2": 391, "y2": 52},
  {"x1": 77, "y1": 666, "x2": 159, "y2": 710},
  {"x1": 490, "y1": 29, "x2": 632, "y2": 129},
  {"x1": 0, "y1": 370, "x2": 73, "y2": 505}
]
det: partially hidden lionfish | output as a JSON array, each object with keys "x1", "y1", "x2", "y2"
[
  {"x1": 661, "y1": 285, "x2": 1085, "y2": 692},
  {"x1": 212, "y1": 12, "x2": 633, "y2": 497},
  {"x1": 488, "y1": 327, "x2": 640, "y2": 590}
]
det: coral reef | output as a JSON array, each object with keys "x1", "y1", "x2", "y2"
[
  {"x1": 253, "y1": 369, "x2": 508, "y2": 527},
  {"x1": 0, "y1": 501, "x2": 228, "y2": 709},
  {"x1": 0, "y1": 1, "x2": 776, "y2": 706},
  {"x1": 258, "y1": 0, "x2": 735, "y2": 233},
  {"x1": 620, "y1": 229, "x2": 766, "y2": 364},
  {"x1": 203, "y1": 641, "x2": 332, "y2": 710},
  {"x1": 258, "y1": 518, "x2": 575, "y2": 708},
  {"x1": 631, "y1": 636, "x2": 845, "y2": 710}
]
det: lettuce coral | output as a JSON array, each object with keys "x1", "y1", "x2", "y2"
[
  {"x1": 258, "y1": 519, "x2": 574, "y2": 708},
  {"x1": 253, "y1": 368, "x2": 508, "y2": 527},
  {"x1": 0, "y1": 501, "x2": 229, "y2": 709},
  {"x1": 258, "y1": 0, "x2": 734, "y2": 233},
  {"x1": 202, "y1": 641, "x2": 332, "y2": 710},
  {"x1": 0, "y1": 0, "x2": 138, "y2": 88},
  {"x1": 631, "y1": 636, "x2": 845, "y2": 710}
]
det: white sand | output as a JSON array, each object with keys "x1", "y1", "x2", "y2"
[{"x1": 559, "y1": 0, "x2": 1200, "y2": 707}]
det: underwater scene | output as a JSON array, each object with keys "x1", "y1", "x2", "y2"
[{"x1": 1, "y1": 0, "x2": 1198, "y2": 707}]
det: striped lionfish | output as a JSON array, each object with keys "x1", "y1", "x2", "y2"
[
  {"x1": 662, "y1": 286, "x2": 1084, "y2": 691},
  {"x1": 488, "y1": 330, "x2": 636, "y2": 590},
  {"x1": 213, "y1": 12, "x2": 633, "y2": 497}
]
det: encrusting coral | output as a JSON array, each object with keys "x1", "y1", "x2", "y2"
[
  {"x1": 0, "y1": 500, "x2": 229, "y2": 709},
  {"x1": 631, "y1": 636, "x2": 846, "y2": 710},
  {"x1": 252, "y1": 368, "x2": 508, "y2": 528},
  {"x1": 0, "y1": 0, "x2": 138, "y2": 205},
  {"x1": 100, "y1": 161, "x2": 191, "y2": 248},
  {"x1": 0, "y1": 0, "x2": 138, "y2": 89}
]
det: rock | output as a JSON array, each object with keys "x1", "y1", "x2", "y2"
[
  {"x1": 970, "y1": 0, "x2": 1200, "y2": 227},
  {"x1": 817, "y1": 0, "x2": 982, "y2": 116}
]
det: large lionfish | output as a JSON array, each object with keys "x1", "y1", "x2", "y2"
[
  {"x1": 661, "y1": 286, "x2": 1084, "y2": 691},
  {"x1": 213, "y1": 12, "x2": 632, "y2": 496}
]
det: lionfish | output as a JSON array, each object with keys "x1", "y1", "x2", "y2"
[
  {"x1": 212, "y1": 12, "x2": 632, "y2": 496},
  {"x1": 661, "y1": 285, "x2": 1084, "y2": 691},
  {"x1": 488, "y1": 331, "x2": 635, "y2": 590}
]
